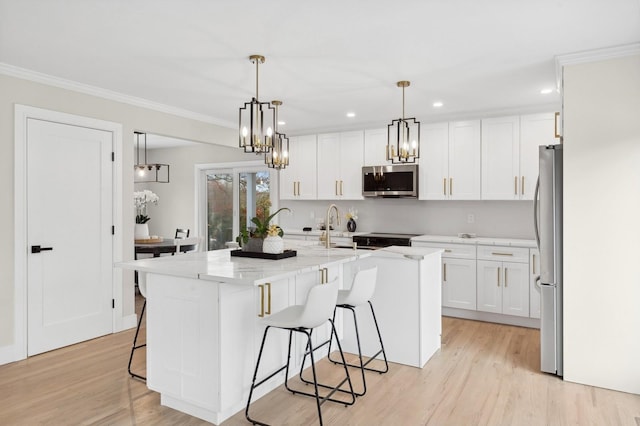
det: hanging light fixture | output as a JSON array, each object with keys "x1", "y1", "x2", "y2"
[
  {"x1": 239, "y1": 54, "x2": 275, "y2": 154},
  {"x1": 134, "y1": 131, "x2": 170, "y2": 183},
  {"x1": 387, "y1": 81, "x2": 420, "y2": 163},
  {"x1": 265, "y1": 100, "x2": 289, "y2": 170}
]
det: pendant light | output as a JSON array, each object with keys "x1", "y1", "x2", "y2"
[
  {"x1": 265, "y1": 100, "x2": 289, "y2": 169},
  {"x1": 387, "y1": 81, "x2": 420, "y2": 163},
  {"x1": 134, "y1": 131, "x2": 170, "y2": 183},
  {"x1": 239, "y1": 55, "x2": 275, "y2": 154}
]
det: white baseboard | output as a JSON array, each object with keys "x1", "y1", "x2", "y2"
[
  {"x1": 120, "y1": 313, "x2": 138, "y2": 331},
  {"x1": 443, "y1": 307, "x2": 540, "y2": 329},
  {"x1": 0, "y1": 344, "x2": 24, "y2": 366}
]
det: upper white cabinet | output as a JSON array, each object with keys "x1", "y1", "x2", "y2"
[
  {"x1": 481, "y1": 113, "x2": 557, "y2": 200},
  {"x1": 420, "y1": 121, "x2": 480, "y2": 200},
  {"x1": 481, "y1": 116, "x2": 521, "y2": 200},
  {"x1": 519, "y1": 113, "x2": 558, "y2": 199},
  {"x1": 363, "y1": 128, "x2": 388, "y2": 165},
  {"x1": 317, "y1": 131, "x2": 364, "y2": 200},
  {"x1": 279, "y1": 135, "x2": 317, "y2": 200}
]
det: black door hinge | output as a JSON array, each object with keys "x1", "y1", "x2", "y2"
[
  {"x1": 112, "y1": 299, "x2": 115, "y2": 309},
  {"x1": 111, "y1": 152, "x2": 115, "y2": 162},
  {"x1": 112, "y1": 225, "x2": 115, "y2": 235}
]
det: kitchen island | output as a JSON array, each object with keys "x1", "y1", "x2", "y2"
[{"x1": 117, "y1": 243, "x2": 442, "y2": 424}]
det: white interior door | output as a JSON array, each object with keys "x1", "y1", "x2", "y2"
[{"x1": 27, "y1": 118, "x2": 113, "y2": 356}]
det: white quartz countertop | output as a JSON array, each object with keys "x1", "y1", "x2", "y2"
[
  {"x1": 117, "y1": 241, "x2": 373, "y2": 285},
  {"x1": 411, "y1": 234, "x2": 536, "y2": 248},
  {"x1": 374, "y1": 246, "x2": 444, "y2": 260}
]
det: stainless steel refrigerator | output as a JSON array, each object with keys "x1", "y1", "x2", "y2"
[{"x1": 534, "y1": 144, "x2": 563, "y2": 376}]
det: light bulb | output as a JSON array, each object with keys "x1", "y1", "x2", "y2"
[
  {"x1": 242, "y1": 127, "x2": 248, "y2": 137},
  {"x1": 266, "y1": 127, "x2": 273, "y2": 137},
  {"x1": 412, "y1": 140, "x2": 417, "y2": 148},
  {"x1": 283, "y1": 150, "x2": 288, "y2": 158},
  {"x1": 137, "y1": 167, "x2": 145, "y2": 177}
]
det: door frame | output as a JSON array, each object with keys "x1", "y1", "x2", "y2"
[{"x1": 12, "y1": 105, "x2": 124, "y2": 362}]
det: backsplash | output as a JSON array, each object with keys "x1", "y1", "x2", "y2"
[{"x1": 277, "y1": 199, "x2": 535, "y2": 239}]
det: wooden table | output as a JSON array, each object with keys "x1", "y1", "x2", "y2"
[{"x1": 134, "y1": 238, "x2": 197, "y2": 259}]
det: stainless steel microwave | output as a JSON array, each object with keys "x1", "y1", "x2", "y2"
[{"x1": 362, "y1": 164, "x2": 418, "y2": 198}]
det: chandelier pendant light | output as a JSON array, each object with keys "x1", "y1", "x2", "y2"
[
  {"x1": 134, "y1": 131, "x2": 170, "y2": 183},
  {"x1": 265, "y1": 100, "x2": 290, "y2": 169},
  {"x1": 239, "y1": 55, "x2": 275, "y2": 154},
  {"x1": 387, "y1": 80, "x2": 420, "y2": 164}
]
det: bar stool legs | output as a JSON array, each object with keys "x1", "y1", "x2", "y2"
[
  {"x1": 327, "y1": 300, "x2": 389, "y2": 396},
  {"x1": 127, "y1": 299, "x2": 146, "y2": 381},
  {"x1": 246, "y1": 319, "x2": 355, "y2": 426}
]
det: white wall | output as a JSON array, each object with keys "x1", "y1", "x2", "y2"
[
  {"x1": 279, "y1": 199, "x2": 535, "y2": 239},
  {"x1": 0, "y1": 73, "x2": 236, "y2": 354},
  {"x1": 563, "y1": 54, "x2": 640, "y2": 394}
]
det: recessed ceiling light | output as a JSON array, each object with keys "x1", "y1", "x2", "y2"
[
  {"x1": 540, "y1": 88, "x2": 553, "y2": 95},
  {"x1": 433, "y1": 101, "x2": 443, "y2": 108},
  {"x1": 346, "y1": 112, "x2": 356, "y2": 118},
  {"x1": 278, "y1": 121, "x2": 286, "y2": 126}
]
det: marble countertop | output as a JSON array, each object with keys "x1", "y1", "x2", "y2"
[
  {"x1": 411, "y1": 234, "x2": 536, "y2": 248},
  {"x1": 374, "y1": 246, "x2": 444, "y2": 260},
  {"x1": 117, "y1": 241, "x2": 373, "y2": 285}
]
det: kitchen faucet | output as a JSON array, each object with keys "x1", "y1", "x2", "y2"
[{"x1": 324, "y1": 204, "x2": 341, "y2": 248}]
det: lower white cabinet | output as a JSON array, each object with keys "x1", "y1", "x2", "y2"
[
  {"x1": 477, "y1": 260, "x2": 529, "y2": 317},
  {"x1": 529, "y1": 248, "x2": 541, "y2": 319},
  {"x1": 443, "y1": 258, "x2": 477, "y2": 310}
]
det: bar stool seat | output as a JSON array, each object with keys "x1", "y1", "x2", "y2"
[
  {"x1": 245, "y1": 279, "x2": 356, "y2": 426},
  {"x1": 327, "y1": 267, "x2": 389, "y2": 396}
]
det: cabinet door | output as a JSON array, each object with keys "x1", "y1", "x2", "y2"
[
  {"x1": 519, "y1": 113, "x2": 557, "y2": 200},
  {"x1": 295, "y1": 135, "x2": 318, "y2": 200},
  {"x1": 477, "y1": 260, "x2": 502, "y2": 314},
  {"x1": 316, "y1": 133, "x2": 341, "y2": 199},
  {"x1": 364, "y1": 128, "x2": 388, "y2": 166},
  {"x1": 420, "y1": 122, "x2": 449, "y2": 200},
  {"x1": 339, "y1": 130, "x2": 364, "y2": 199},
  {"x1": 442, "y1": 258, "x2": 476, "y2": 310},
  {"x1": 529, "y1": 249, "x2": 541, "y2": 319},
  {"x1": 448, "y1": 120, "x2": 481, "y2": 200},
  {"x1": 481, "y1": 116, "x2": 520, "y2": 200},
  {"x1": 502, "y1": 262, "x2": 529, "y2": 317},
  {"x1": 279, "y1": 136, "x2": 299, "y2": 200},
  {"x1": 253, "y1": 279, "x2": 292, "y2": 388}
]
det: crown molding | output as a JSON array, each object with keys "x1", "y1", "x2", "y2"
[{"x1": 0, "y1": 62, "x2": 236, "y2": 129}]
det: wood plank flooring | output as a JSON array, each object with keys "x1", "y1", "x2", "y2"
[{"x1": 1, "y1": 295, "x2": 639, "y2": 425}]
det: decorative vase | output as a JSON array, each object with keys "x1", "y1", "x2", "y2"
[
  {"x1": 347, "y1": 218, "x2": 357, "y2": 232},
  {"x1": 245, "y1": 237, "x2": 264, "y2": 253},
  {"x1": 135, "y1": 223, "x2": 150, "y2": 240},
  {"x1": 262, "y1": 236, "x2": 284, "y2": 254}
]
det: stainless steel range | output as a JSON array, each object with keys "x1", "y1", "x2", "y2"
[{"x1": 352, "y1": 232, "x2": 419, "y2": 249}]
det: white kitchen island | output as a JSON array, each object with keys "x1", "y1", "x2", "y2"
[{"x1": 117, "y1": 244, "x2": 442, "y2": 424}]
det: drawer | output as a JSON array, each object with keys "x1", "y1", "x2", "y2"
[
  {"x1": 412, "y1": 242, "x2": 476, "y2": 259},
  {"x1": 477, "y1": 245, "x2": 529, "y2": 263}
]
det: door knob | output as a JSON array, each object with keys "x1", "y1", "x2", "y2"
[{"x1": 31, "y1": 245, "x2": 53, "y2": 254}]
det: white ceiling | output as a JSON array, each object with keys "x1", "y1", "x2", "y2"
[{"x1": 1, "y1": 0, "x2": 639, "y2": 138}]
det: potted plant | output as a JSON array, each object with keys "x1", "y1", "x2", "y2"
[
  {"x1": 263, "y1": 224, "x2": 285, "y2": 254},
  {"x1": 245, "y1": 207, "x2": 290, "y2": 252},
  {"x1": 134, "y1": 190, "x2": 159, "y2": 239}
]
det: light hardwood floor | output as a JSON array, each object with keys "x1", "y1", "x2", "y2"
[{"x1": 1, "y1": 295, "x2": 639, "y2": 425}]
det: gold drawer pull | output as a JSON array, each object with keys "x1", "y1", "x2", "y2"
[
  {"x1": 265, "y1": 282, "x2": 271, "y2": 315},
  {"x1": 504, "y1": 269, "x2": 508, "y2": 287},
  {"x1": 491, "y1": 252, "x2": 513, "y2": 256},
  {"x1": 449, "y1": 178, "x2": 453, "y2": 195},
  {"x1": 521, "y1": 176, "x2": 525, "y2": 195},
  {"x1": 258, "y1": 284, "x2": 265, "y2": 317},
  {"x1": 532, "y1": 254, "x2": 536, "y2": 274},
  {"x1": 443, "y1": 178, "x2": 447, "y2": 196},
  {"x1": 497, "y1": 267, "x2": 500, "y2": 287},
  {"x1": 514, "y1": 176, "x2": 518, "y2": 195},
  {"x1": 444, "y1": 249, "x2": 452, "y2": 253},
  {"x1": 443, "y1": 263, "x2": 447, "y2": 282}
]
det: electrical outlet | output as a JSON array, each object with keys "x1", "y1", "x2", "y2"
[{"x1": 467, "y1": 214, "x2": 475, "y2": 224}]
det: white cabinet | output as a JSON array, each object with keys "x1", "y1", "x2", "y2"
[
  {"x1": 364, "y1": 128, "x2": 388, "y2": 165},
  {"x1": 481, "y1": 113, "x2": 556, "y2": 200},
  {"x1": 420, "y1": 121, "x2": 480, "y2": 200},
  {"x1": 412, "y1": 241, "x2": 477, "y2": 310},
  {"x1": 279, "y1": 134, "x2": 317, "y2": 200},
  {"x1": 476, "y1": 246, "x2": 529, "y2": 317},
  {"x1": 519, "y1": 113, "x2": 558, "y2": 199},
  {"x1": 529, "y1": 248, "x2": 541, "y2": 319},
  {"x1": 481, "y1": 116, "x2": 521, "y2": 200},
  {"x1": 317, "y1": 131, "x2": 364, "y2": 199}
]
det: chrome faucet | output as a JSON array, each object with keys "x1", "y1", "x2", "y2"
[{"x1": 325, "y1": 204, "x2": 341, "y2": 248}]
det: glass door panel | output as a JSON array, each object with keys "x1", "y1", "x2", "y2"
[
  {"x1": 206, "y1": 172, "x2": 233, "y2": 250},
  {"x1": 239, "y1": 171, "x2": 271, "y2": 233}
]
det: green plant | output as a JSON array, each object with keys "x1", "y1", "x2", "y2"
[
  {"x1": 250, "y1": 207, "x2": 290, "y2": 238},
  {"x1": 235, "y1": 228, "x2": 249, "y2": 247}
]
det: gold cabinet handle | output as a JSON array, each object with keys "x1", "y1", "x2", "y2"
[
  {"x1": 449, "y1": 178, "x2": 453, "y2": 195},
  {"x1": 444, "y1": 249, "x2": 452, "y2": 253},
  {"x1": 340, "y1": 180, "x2": 343, "y2": 196},
  {"x1": 335, "y1": 180, "x2": 339, "y2": 196},
  {"x1": 443, "y1": 178, "x2": 447, "y2": 196},
  {"x1": 497, "y1": 267, "x2": 500, "y2": 287},
  {"x1": 504, "y1": 268, "x2": 508, "y2": 287},
  {"x1": 514, "y1": 176, "x2": 518, "y2": 195},
  {"x1": 265, "y1": 282, "x2": 271, "y2": 315},
  {"x1": 443, "y1": 262, "x2": 447, "y2": 282},
  {"x1": 297, "y1": 182, "x2": 301, "y2": 196},
  {"x1": 521, "y1": 176, "x2": 525, "y2": 195},
  {"x1": 258, "y1": 284, "x2": 265, "y2": 317},
  {"x1": 293, "y1": 182, "x2": 296, "y2": 196},
  {"x1": 491, "y1": 252, "x2": 513, "y2": 256}
]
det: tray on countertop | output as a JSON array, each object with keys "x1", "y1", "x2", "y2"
[{"x1": 230, "y1": 249, "x2": 297, "y2": 260}]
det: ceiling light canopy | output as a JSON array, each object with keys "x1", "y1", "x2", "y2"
[
  {"x1": 387, "y1": 81, "x2": 420, "y2": 164},
  {"x1": 239, "y1": 55, "x2": 275, "y2": 154},
  {"x1": 265, "y1": 100, "x2": 289, "y2": 170},
  {"x1": 134, "y1": 131, "x2": 170, "y2": 183}
]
